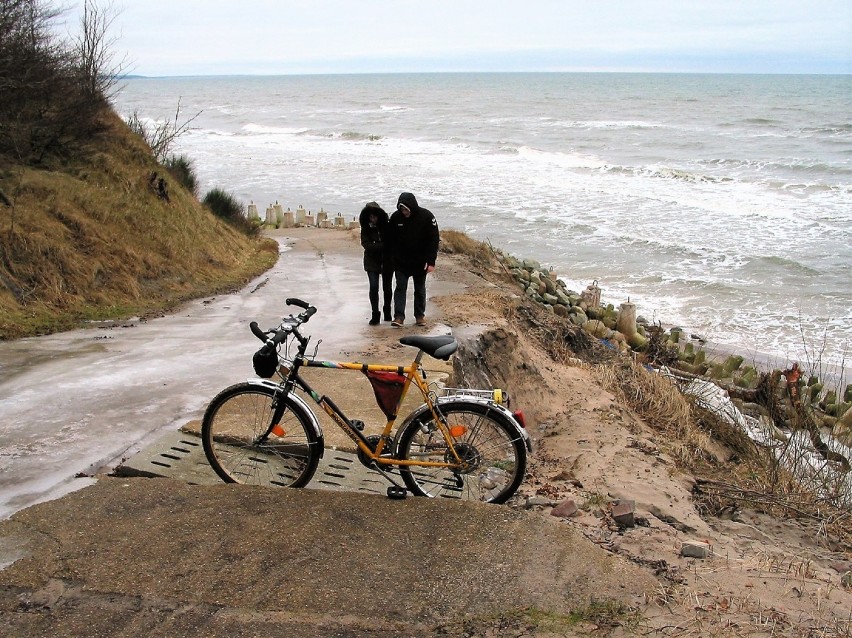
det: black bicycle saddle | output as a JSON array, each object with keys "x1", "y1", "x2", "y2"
[{"x1": 399, "y1": 335, "x2": 458, "y2": 360}]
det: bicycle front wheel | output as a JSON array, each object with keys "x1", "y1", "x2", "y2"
[
  {"x1": 201, "y1": 382, "x2": 321, "y2": 487},
  {"x1": 395, "y1": 401, "x2": 527, "y2": 504}
]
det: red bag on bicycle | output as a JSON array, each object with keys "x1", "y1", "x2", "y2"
[{"x1": 363, "y1": 370, "x2": 406, "y2": 419}]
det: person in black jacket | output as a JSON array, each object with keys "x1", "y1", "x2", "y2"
[
  {"x1": 387, "y1": 192, "x2": 440, "y2": 327},
  {"x1": 359, "y1": 202, "x2": 393, "y2": 325}
]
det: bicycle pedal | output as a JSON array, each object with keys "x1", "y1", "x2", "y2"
[{"x1": 386, "y1": 486, "x2": 407, "y2": 500}]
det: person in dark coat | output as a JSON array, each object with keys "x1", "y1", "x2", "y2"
[
  {"x1": 387, "y1": 192, "x2": 439, "y2": 327},
  {"x1": 359, "y1": 202, "x2": 393, "y2": 325}
]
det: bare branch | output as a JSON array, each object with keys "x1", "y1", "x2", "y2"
[{"x1": 125, "y1": 98, "x2": 203, "y2": 163}]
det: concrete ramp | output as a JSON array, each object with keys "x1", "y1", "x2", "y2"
[{"x1": 0, "y1": 478, "x2": 656, "y2": 637}]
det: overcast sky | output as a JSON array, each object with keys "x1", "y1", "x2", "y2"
[{"x1": 60, "y1": 1, "x2": 851, "y2": 76}]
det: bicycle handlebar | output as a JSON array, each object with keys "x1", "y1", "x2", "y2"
[
  {"x1": 249, "y1": 321, "x2": 267, "y2": 342},
  {"x1": 286, "y1": 297, "x2": 309, "y2": 310},
  {"x1": 286, "y1": 298, "x2": 317, "y2": 320},
  {"x1": 250, "y1": 299, "x2": 317, "y2": 351}
]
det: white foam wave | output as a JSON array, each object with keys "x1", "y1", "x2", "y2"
[
  {"x1": 242, "y1": 123, "x2": 310, "y2": 135},
  {"x1": 516, "y1": 146, "x2": 606, "y2": 170},
  {"x1": 555, "y1": 119, "x2": 663, "y2": 130}
]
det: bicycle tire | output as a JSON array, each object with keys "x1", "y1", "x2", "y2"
[
  {"x1": 201, "y1": 382, "x2": 321, "y2": 487},
  {"x1": 395, "y1": 400, "x2": 527, "y2": 504}
]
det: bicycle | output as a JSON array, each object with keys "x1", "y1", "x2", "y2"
[{"x1": 201, "y1": 298, "x2": 531, "y2": 503}]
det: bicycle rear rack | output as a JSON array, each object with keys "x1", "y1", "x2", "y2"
[{"x1": 440, "y1": 387, "x2": 507, "y2": 405}]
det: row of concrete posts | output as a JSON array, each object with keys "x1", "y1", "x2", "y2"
[{"x1": 247, "y1": 202, "x2": 360, "y2": 230}]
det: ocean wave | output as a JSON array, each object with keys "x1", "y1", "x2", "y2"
[
  {"x1": 380, "y1": 104, "x2": 406, "y2": 112},
  {"x1": 289, "y1": 128, "x2": 383, "y2": 142},
  {"x1": 496, "y1": 144, "x2": 519, "y2": 154},
  {"x1": 742, "y1": 255, "x2": 821, "y2": 277},
  {"x1": 242, "y1": 123, "x2": 309, "y2": 135},
  {"x1": 553, "y1": 119, "x2": 663, "y2": 130},
  {"x1": 641, "y1": 165, "x2": 733, "y2": 184},
  {"x1": 193, "y1": 128, "x2": 235, "y2": 138},
  {"x1": 775, "y1": 181, "x2": 842, "y2": 196},
  {"x1": 615, "y1": 236, "x2": 728, "y2": 264},
  {"x1": 741, "y1": 117, "x2": 782, "y2": 126},
  {"x1": 516, "y1": 146, "x2": 605, "y2": 169},
  {"x1": 801, "y1": 123, "x2": 852, "y2": 134},
  {"x1": 600, "y1": 163, "x2": 733, "y2": 184},
  {"x1": 339, "y1": 131, "x2": 382, "y2": 141},
  {"x1": 705, "y1": 157, "x2": 852, "y2": 179}
]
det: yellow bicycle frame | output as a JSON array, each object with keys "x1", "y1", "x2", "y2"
[{"x1": 295, "y1": 357, "x2": 466, "y2": 469}]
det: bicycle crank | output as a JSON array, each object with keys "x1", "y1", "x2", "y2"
[{"x1": 357, "y1": 435, "x2": 396, "y2": 468}]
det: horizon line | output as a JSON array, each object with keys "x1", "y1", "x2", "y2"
[{"x1": 123, "y1": 70, "x2": 852, "y2": 79}]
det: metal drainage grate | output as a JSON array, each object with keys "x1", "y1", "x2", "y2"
[{"x1": 116, "y1": 431, "x2": 393, "y2": 494}]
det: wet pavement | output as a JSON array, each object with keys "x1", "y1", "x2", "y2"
[{"x1": 0, "y1": 228, "x2": 428, "y2": 519}]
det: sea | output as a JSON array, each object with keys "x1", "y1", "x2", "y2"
[{"x1": 112, "y1": 73, "x2": 852, "y2": 379}]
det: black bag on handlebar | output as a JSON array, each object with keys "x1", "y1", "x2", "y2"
[
  {"x1": 363, "y1": 370, "x2": 406, "y2": 419},
  {"x1": 253, "y1": 347, "x2": 279, "y2": 378}
]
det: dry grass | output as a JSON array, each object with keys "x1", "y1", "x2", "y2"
[
  {"x1": 649, "y1": 580, "x2": 852, "y2": 638},
  {"x1": 504, "y1": 299, "x2": 604, "y2": 365},
  {"x1": 439, "y1": 228, "x2": 498, "y2": 269},
  {"x1": 591, "y1": 358, "x2": 712, "y2": 467},
  {"x1": 0, "y1": 111, "x2": 277, "y2": 338},
  {"x1": 587, "y1": 358, "x2": 852, "y2": 549}
]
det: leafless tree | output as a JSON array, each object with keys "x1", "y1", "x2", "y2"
[
  {"x1": 0, "y1": 0, "x2": 127, "y2": 163},
  {"x1": 0, "y1": 0, "x2": 66, "y2": 160},
  {"x1": 73, "y1": 0, "x2": 128, "y2": 103}
]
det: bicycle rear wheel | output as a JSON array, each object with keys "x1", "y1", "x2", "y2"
[
  {"x1": 201, "y1": 382, "x2": 321, "y2": 487},
  {"x1": 395, "y1": 401, "x2": 527, "y2": 504}
]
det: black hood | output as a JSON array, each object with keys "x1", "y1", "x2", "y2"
[
  {"x1": 396, "y1": 192, "x2": 419, "y2": 212},
  {"x1": 359, "y1": 201, "x2": 388, "y2": 226}
]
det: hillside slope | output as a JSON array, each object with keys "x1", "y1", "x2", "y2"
[{"x1": 0, "y1": 110, "x2": 277, "y2": 339}]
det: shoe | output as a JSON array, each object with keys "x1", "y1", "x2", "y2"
[
  {"x1": 415, "y1": 317, "x2": 427, "y2": 326},
  {"x1": 369, "y1": 311, "x2": 380, "y2": 326},
  {"x1": 383, "y1": 307, "x2": 392, "y2": 322},
  {"x1": 391, "y1": 316, "x2": 404, "y2": 328}
]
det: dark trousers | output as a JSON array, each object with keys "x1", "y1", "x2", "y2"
[
  {"x1": 393, "y1": 269, "x2": 427, "y2": 320},
  {"x1": 367, "y1": 269, "x2": 393, "y2": 313}
]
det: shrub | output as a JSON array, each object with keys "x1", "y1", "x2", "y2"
[
  {"x1": 202, "y1": 188, "x2": 259, "y2": 236},
  {"x1": 164, "y1": 154, "x2": 198, "y2": 198}
]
